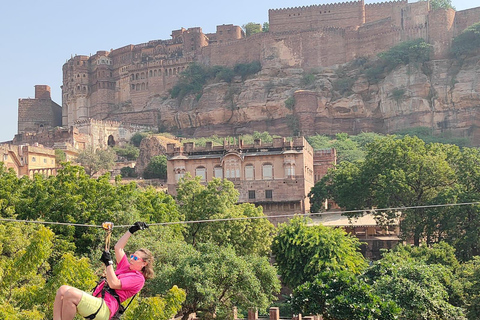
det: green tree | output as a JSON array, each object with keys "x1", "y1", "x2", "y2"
[
  {"x1": 243, "y1": 22, "x2": 262, "y2": 37},
  {"x1": 150, "y1": 242, "x2": 280, "y2": 320},
  {"x1": 76, "y1": 147, "x2": 116, "y2": 177},
  {"x1": 290, "y1": 270, "x2": 400, "y2": 320},
  {"x1": 451, "y1": 22, "x2": 480, "y2": 58},
  {"x1": 131, "y1": 132, "x2": 150, "y2": 147},
  {"x1": 272, "y1": 216, "x2": 367, "y2": 288},
  {"x1": 312, "y1": 136, "x2": 458, "y2": 246},
  {"x1": 429, "y1": 0, "x2": 455, "y2": 10},
  {"x1": 54, "y1": 149, "x2": 66, "y2": 163},
  {"x1": 143, "y1": 155, "x2": 167, "y2": 179},
  {"x1": 262, "y1": 22, "x2": 269, "y2": 32},
  {"x1": 176, "y1": 176, "x2": 274, "y2": 256},
  {"x1": 114, "y1": 144, "x2": 140, "y2": 161},
  {"x1": 0, "y1": 164, "x2": 25, "y2": 217}
]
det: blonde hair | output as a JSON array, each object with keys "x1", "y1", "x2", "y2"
[{"x1": 138, "y1": 248, "x2": 155, "y2": 280}]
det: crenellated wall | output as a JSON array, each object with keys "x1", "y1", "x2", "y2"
[{"x1": 28, "y1": 1, "x2": 479, "y2": 136}]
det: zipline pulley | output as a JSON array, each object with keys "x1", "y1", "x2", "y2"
[{"x1": 102, "y1": 222, "x2": 114, "y2": 251}]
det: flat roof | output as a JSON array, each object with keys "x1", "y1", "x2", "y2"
[{"x1": 309, "y1": 211, "x2": 400, "y2": 227}]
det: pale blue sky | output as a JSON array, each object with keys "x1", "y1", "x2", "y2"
[{"x1": 0, "y1": 0, "x2": 476, "y2": 142}]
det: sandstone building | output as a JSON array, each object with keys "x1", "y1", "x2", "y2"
[
  {"x1": 166, "y1": 137, "x2": 336, "y2": 221},
  {"x1": 48, "y1": 0, "x2": 480, "y2": 133},
  {"x1": 0, "y1": 143, "x2": 57, "y2": 178}
]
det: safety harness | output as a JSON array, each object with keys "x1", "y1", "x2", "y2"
[{"x1": 85, "y1": 278, "x2": 137, "y2": 320}]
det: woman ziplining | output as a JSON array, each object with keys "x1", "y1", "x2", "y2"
[{"x1": 53, "y1": 221, "x2": 154, "y2": 320}]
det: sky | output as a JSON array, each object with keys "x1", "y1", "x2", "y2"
[{"x1": 0, "y1": 0, "x2": 477, "y2": 142}]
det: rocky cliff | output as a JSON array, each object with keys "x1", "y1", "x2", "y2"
[{"x1": 111, "y1": 55, "x2": 480, "y2": 143}]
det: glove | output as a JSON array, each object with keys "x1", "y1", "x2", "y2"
[
  {"x1": 100, "y1": 250, "x2": 113, "y2": 267},
  {"x1": 129, "y1": 221, "x2": 148, "y2": 234}
]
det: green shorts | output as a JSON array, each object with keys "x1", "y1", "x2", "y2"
[{"x1": 77, "y1": 292, "x2": 111, "y2": 320}]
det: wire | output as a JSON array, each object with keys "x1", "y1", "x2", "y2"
[{"x1": 1, "y1": 201, "x2": 480, "y2": 228}]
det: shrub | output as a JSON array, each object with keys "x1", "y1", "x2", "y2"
[
  {"x1": 451, "y1": 22, "x2": 480, "y2": 59},
  {"x1": 120, "y1": 166, "x2": 137, "y2": 178},
  {"x1": 285, "y1": 96, "x2": 295, "y2": 110},
  {"x1": 143, "y1": 155, "x2": 167, "y2": 179}
]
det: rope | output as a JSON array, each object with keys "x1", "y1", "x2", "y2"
[{"x1": 0, "y1": 201, "x2": 479, "y2": 228}]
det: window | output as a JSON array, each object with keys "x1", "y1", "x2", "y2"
[
  {"x1": 263, "y1": 164, "x2": 273, "y2": 180},
  {"x1": 265, "y1": 190, "x2": 273, "y2": 199},
  {"x1": 32, "y1": 157, "x2": 36, "y2": 162},
  {"x1": 248, "y1": 190, "x2": 256, "y2": 199},
  {"x1": 214, "y1": 166, "x2": 223, "y2": 178},
  {"x1": 175, "y1": 172, "x2": 185, "y2": 182},
  {"x1": 195, "y1": 167, "x2": 206, "y2": 181},
  {"x1": 285, "y1": 164, "x2": 295, "y2": 178},
  {"x1": 225, "y1": 157, "x2": 240, "y2": 179},
  {"x1": 245, "y1": 164, "x2": 254, "y2": 180},
  {"x1": 44, "y1": 158, "x2": 47, "y2": 163}
]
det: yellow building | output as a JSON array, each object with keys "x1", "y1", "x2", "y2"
[{"x1": 0, "y1": 143, "x2": 57, "y2": 178}]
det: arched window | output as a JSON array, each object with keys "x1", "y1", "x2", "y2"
[
  {"x1": 285, "y1": 164, "x2": 295, "y2": 178},
  {"x1": 214, "y1": 166, "x2": 223, "y2": 178},
  {"x1": 195, "y1": 166, "x2": 206, "y2": 181},
  {"x1": 136, "y1": 73, "x2": 139, "y2": 80},
  {"x1": 245, "y1": 164, "x2": 254, "y2": 180},
  {"x1": 141, "y1": 83, "x2": 146, "y2": 90},
  {"x1": 262, "y1": 163, "x2": 273, "y2": 180},
  {"x1": 108, "y1": 135, "x2": 116, "y2": 147},
  {"x1": 224, "y1": 157, "x2": 240, "y2": 179},
  {"x1": 149, "y1": 70, "x2": 152, "y2": 77},
  {"x1": 175, "y1": 168, "x2": 185, "y2": 182}
]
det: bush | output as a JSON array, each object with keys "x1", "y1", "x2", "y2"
[
  {"x1": 114, "y1": 144, "x2": 140, "y2": 160},
  {"x1": 120, "y1": 166, "x2": 137, "y2": 177},
  {"x1": 451, "y1": 22, "x2": 480, "y2": 59},
  {"x1": 285, "y1": 96, "x2": 295, "y2": 110},
  {"x1": 143, "y1": 155, "x2": 167, "y2": 179},
  {"x1": 130, "y1": 132, "x2": 149, "y2": 147}
]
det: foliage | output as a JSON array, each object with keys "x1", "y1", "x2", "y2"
[
  {"x1": 124, "y1": 286, "x2": 186, "y2": 320},
  {"x1": 262, "y1": 22, "x2": 269, "y2": 32},
  {"x1": 271, "y1": 216, "x2": 367, "y2": 288},
  {"x1": 243, "y1": 22, "x2": 262, "y2": 37},
  {"x1": 131, "y1": 132, "x2": 150, "y2": 147},
  {"x1": 143, "y1": 155, "x2": 167, "y2": 179},
  {"x1": 54, "y1": 149, "x2": 66, "y2": 163},
  {"x1": 233, "y1": 61, "x2": 262, "y2": 80},
  {"x1": 390, "y1": 87, "x2": 406, "y2": 103},
  {"x1": 170, "y1": 62, "x2": 262, "y2": 100},
  {"x1": 427, "y1": 0, "x2": 455, "y2": 10},
  {"x1": 367, "y1": 249, "x2": 465, "y2": 320},
  {"x1": 284, "y1": 96, "x2": 295, "y2": 110},
  {"x1": 176, "y1": 176, "x2": 275, "y2": 256},
  {"x1": 332, "y1": 77, "x2": 355, "y2": 96},
  {"x1": 114, "y1": 144, "x2": 140, "y2": 161},
  {"x1": 451, "y1": 22, "x2": 480, "y2": 59},
  {"x1": 150, "y1": 242, "x2": 280, "y2": 320},
  {"x1": 289, "y1": 270, "x2": 400, "y2": 320},
  {"x1": 395, "y1": 126, "x2": 471, "y2": 147},
  {"x1": 301, "y1": 73, "x2": 316, "y2": 87},
  {"x1": 362, "y1": 38, "x2": 432, "y2": 84},
  {"x1": 286, "y1": 114, "x2": 300, "y2": 136},
  {"x1": 312, "y1": 135, "x2": 459, "y2": 245},
  {"x1": 120, "y1": 166, "x2": 137, "y2": 178},
  {"x1": 378, "y1": 38, "x2": 432, "y2": 72},
  {"x1": 75, "y1": 147, "x2": 117, "y2": 177}
]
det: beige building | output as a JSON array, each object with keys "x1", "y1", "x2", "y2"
[
  {"x1": 1, "y1": 143, "x2": 57, "y2": 178},
  {"x1": 166, "y1": 137, "x2": 335, "y2": 223}
]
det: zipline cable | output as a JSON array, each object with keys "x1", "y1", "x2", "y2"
[{"x1": 1, "y1": 201, "x2": 480, "y2": 228}]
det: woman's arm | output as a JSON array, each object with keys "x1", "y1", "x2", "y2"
[{"x1": 114, "y1": 231, "x2": 131, "y2": 264}]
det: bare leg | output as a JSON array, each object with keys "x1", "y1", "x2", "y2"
[{"x1": 53, "y1": 285, "x2": 83, "y2": 320}]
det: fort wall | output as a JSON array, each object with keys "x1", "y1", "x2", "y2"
[
  {"x1": 268, "y1": 1, "x2": 365, "y2": 33},
  {"x1": 19, "y1": 1, "x2": 478, "y2": 139}
]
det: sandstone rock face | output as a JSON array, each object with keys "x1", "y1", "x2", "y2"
[
  {"x1": 113, "y1": 55, "x2": 480, "y2": 144},
  {"x1": 136, "y1": 135, "x2": 180, "y2": 176}
]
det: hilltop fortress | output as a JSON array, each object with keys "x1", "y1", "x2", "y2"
[{"x1": 18, "y1": 0, "x2": 480, "y2": 141}]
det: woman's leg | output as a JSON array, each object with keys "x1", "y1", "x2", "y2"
[{"x1": 53, "y1": 285, "x2": 84, "y2": 320}]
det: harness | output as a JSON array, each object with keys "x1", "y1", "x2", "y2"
[{"x1": 85, "y1": 278, "x2": 137, "y2": 320}]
